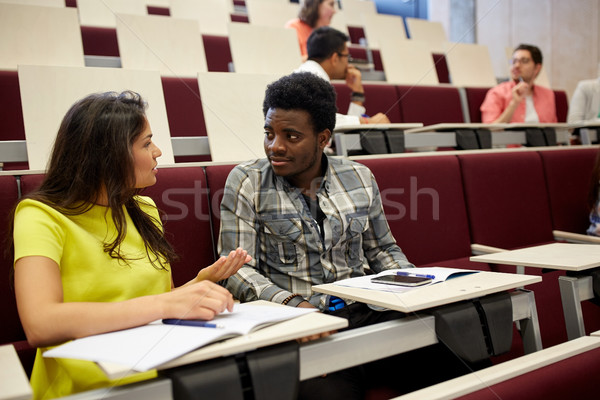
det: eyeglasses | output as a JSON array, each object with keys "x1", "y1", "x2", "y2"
[
  {"x1": 336, "y1": 52, "x2": 353, "y2": 62},
  {"x1": 510, "y1": 57, "x2": 532, "y2": 65}
]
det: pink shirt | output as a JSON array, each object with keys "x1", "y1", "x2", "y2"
[
  {"x1": 285, "y1": 18, "x2": 313, "y2": 57},
  {"x1": 480, "y1": 80, "x2": 557, "y2": 123}
]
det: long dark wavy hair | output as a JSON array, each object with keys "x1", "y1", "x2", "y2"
[{"x1": 8, "y1": 91, "x2": 177, "y2": 271}]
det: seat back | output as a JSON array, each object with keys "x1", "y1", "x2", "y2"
[
  {"x1": 204, "y1": 164, "x2": 237, "y2": 254},
  {"x1": 539, "y1": 147, "x2": 598, "y2": 234},
  {"x1": 396, "y1": 85, "x2": 464, "y2": 125},
  {"x1": 18, "y1": 65, "x2": 174, "y2": 170},
  {"x1": 80, "y1": 26, "x2": 120, "y2": 57},
  {"x1": 228, "y1": 22, "x2": 301, "y2": 75},
  {"x1": 0, "y1": 3, "x2": 84, "y2": 70},
  {"x1": 0, "y1": 176, "x2": 24, "y2": 344},
  {"x1": 116, "y1": 14, "x2": 208, "y2": 77},
  {"x1": 0, "y1": 71, "x2": 28, "y2": 170},
  {"x1": 458, "y1": 151, "x2": 554, "y2": 249},
  {"x1": 405, "y1": 17, "x2": 447, "y2": 53},
  {"x1": 245, "y1": 0, "x2": 298, "y2": 28},
  {"x1": 361, "y1": 13, "x2": 406, "y2": 49},
  {"x1": 443, "y1": 42, "x2": 497, "y2": 88},
  {"x1": 161, "y1": 76, "x2": 210, "y2": 162},
  {"x1": 554, "y1": 90, "x2": 569, "y2": 123},
  {"x1": 378, "y1": 38, "x2": 439, "y2": 86},
  {"x1": 170, "y1": 0, "x2": 231, "y2": 36},
  {"x1": 141, "y1": 166, "x2": 215, "y2": 287},
  {"x1": 358, "y1": 155, "x2": 472, "y2": 266},
  {"x1": 332, "y1": 82, "x2": 403, "y2": 123},
  {"x1": 432, "y1": 53, "x2": 450, "y2": 84},
  {"x1": 202, "y1": 35, "x2": 233, "y2": 72},
  {"x1": 197, "y1": 72, "x2": 278, "y2": 163},
  {"x1": 463, "y1": 87, "x2": 491, "y2": 123},
  {"x1": 77, "y1": 0, "x2": 146, "y2": 28}
]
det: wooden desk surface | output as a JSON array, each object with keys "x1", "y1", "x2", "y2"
[
  {"x1": 405, "y1": 122, "x2": 578, "y2": 134},
  {"x1": 470, "y1": 243, "x2": 600, "y2": 271},
  {"x1": 99, "y1": 301, "x2": 347, "y2": 379},
  {"x1": 313, "y1": 270, "x2": 540, "y2": 313},
  {"x1": 333, "y1": 123, "x2": 423, "y2": 133},
  {"x1": 405, "y1": 123, "x2": 507, "y2": 133}
]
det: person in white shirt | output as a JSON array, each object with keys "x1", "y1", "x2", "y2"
[
  {"x1": 567, "y1": 77, "x2": 600, "y2": 124},
  {"x1": 295, "y1": 26, "x2": 390, "y2": 127}
]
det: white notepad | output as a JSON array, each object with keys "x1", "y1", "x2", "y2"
[{"x1": 44, "y1": 303, "x2": 316, "y2": 372}]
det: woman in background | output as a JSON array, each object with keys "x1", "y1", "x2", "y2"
[
  {"x1": 10, "y1": 91, "x2": 250, "y2": 399},
  {"x1": 286, "y1": 0, "x2": 337, "y2": 58}
]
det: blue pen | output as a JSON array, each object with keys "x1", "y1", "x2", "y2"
[
  {"x1": 396, "y1": 270, "x2": 435, "y2": 280},
  {"x1": 162, "y1": 319, "x2": 223, "y2": 328}
]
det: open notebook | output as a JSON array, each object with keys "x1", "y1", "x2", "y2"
[{"x1": 44, "y1": 303, "x2": 317, "y2": 372}]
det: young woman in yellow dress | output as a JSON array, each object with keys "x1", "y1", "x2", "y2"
[{"x1": 10, "y1": 91, "x2": 250, "y2": 399}]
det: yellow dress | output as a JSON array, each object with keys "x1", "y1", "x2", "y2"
[{"x1": 13, "y1": 196, "x2": 172, "y2": 399}]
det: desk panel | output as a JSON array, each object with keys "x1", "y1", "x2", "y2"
[{"x1": 314, "y1": 271, "x2": 540, "y2": 313}]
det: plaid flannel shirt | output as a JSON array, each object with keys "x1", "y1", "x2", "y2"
[{"x1": 219, "y1": 156, "x2": 414, "y2": 310}]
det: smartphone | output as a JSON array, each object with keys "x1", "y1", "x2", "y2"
[{"x1": 371, "y1": 275, "x2": 432, "y2": 287}]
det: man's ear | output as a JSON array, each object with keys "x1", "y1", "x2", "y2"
[
  {"x1": 318, "y1": 129, "x2": 332, "y2": 149},
  {"x1": 533, "y1": 63, "x2": 543, "y2": 80}
]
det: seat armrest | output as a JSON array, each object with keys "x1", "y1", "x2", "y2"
[
  {"x1": 0, "y1": 344, "x2": 32, "y2": 400},
  {"x1": 553, "y1": 230, "x2": 600, "y2": 244},
  {"x1": 471, "y1": 243, "x2": 508, "y2": 255}
]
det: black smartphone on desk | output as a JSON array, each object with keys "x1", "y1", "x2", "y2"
[{"x1": 371, "y1": 275, "x2": 432, "y2": 287}]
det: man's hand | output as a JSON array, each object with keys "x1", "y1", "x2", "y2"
[
  {"x1": 360, "y1": 112, "x2": 390, "y2": 124},
  {"x1": 511, "y1": 80, "x2": 531, "y2": 103},
  {"x1": 345, "y1": 65, "x2": 363, "y2": 93}
]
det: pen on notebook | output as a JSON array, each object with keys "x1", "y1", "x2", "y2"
[
  {"x1": 396, "y1": 270, "x2": 435, "y2": 279},
  {"x1": 162, "y1": 319, "x2": 224, "y2": 328}
]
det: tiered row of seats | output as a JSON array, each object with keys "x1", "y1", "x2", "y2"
[
  {"x1": 3, "y1": 146, "x2": 600, "y2": 383},
  {"x1": 1, "y1": 1, "x2": 593, "y2": 398},
  {"x1": 0, "y1": 1, "x2": 572, "y2": 171}
]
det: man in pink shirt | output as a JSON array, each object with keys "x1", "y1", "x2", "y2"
[{"x1": 481, "y1": 44, "x2": 557, "y2": 124}]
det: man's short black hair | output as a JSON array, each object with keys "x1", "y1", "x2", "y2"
[
  {"x1": 263, "y1": 72, "x2": 337, "y2": 133},
  {"x1": 514, "y1": 43, "x2": 543, "y2": 65},
  {"x1": 306, "y1": 26, "x2": 349, "y2": 62}
]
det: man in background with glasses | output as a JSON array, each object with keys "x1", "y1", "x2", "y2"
[
  {"x1": 481, "y1": 43, "x2": 557, "y2": 124},
  {"x1": 295, "y1": 26, "x2": 390, "y2": 127}
]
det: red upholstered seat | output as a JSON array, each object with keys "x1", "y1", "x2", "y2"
[
  {"x1": 80, "y1": 26, "x2": 119, "y2": 57},
  {"x1": 0, "y1": 71, "x2": 28, "y2": 170},
  {"x1": 141, "y1": 166, "x2": 215, "y2": 286},
  {"x1": 396, "y1": 85, "x2": 464, "y2": 125},
  {"x1": 459, "y1": 151, "x2": 554, "y2": 249},
  {"x1": 161, "y1": 77, "x2": 210, "y2": 162},
  {"x1": 204, "y1": 164, "x2": 236, "y2": 248},
  {"x1": 455, "y1": 346, "x2": 600, "y2": 400},
  {"x1": 230, "y1": 13, "x2": 249, "y2": 23},
  {"x1": 0, "y1": 176, "x2": 24, "y2": 345},
  {"x1": 554, "y1": 89, "x2": 569, "y2": 123},
  {"x1": 463, "y1": 87, "x2": 491, "y2": 123},
  {"x1": 539, "y1": 147, "x2": 597, "y2": 234},
  {"x1": 358, "y1": 155, "x2": 472, "y2": 266},
  {"x1": 147, "y1": 6, "x2": 170, "y2": 16},
  {"x1": 347, "y1": 26, "x2": 365, "y2": 44},
  {"x1": 202, "y1": 35, "x2": 233, "y2": 72},
  {"x1": 19, "y1": 174, "x2": 45, "y2": 196},
  {"x1": 432, "y1": 53, "x2": 450, "y2": 84},
  {"x1": 332, "y1": 82, "x2": 402, "y2": 123},
  {"x1": 458, "y1": 152, "x2": 575, "y2": 349},
  {"x1": 348, "y1": 47, "x2": 384, "y2": 71}
]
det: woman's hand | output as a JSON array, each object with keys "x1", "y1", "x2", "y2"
[
  {"x1": 195, "y1": 247, "x2": 252, "y2": 283},
  {"x1": 160, "y1": 280, "x2": 235, "y2": 320}
]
